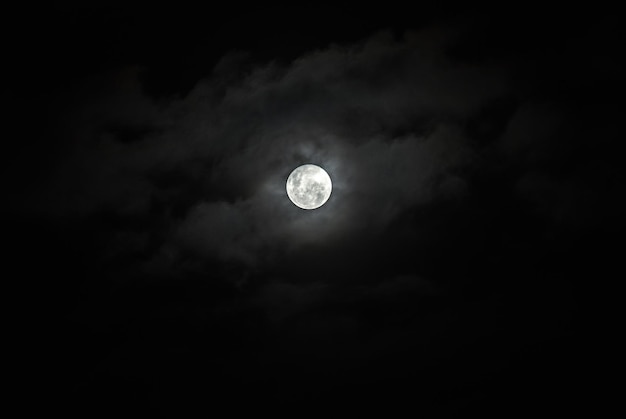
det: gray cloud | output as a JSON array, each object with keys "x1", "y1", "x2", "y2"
[
  {"x1": 29, "y1": 22, "x2": 593, "y2": 297},
  {"x1": 34, "y1": 27, "x2": 508, "y2": 218},
  {"x1": 30, "y1": 27, "x2": 516, "y2": 279}
]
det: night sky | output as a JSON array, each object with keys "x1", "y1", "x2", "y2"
[{"x1": 7, "y1": 5, "x2": 622, "y2": 415}]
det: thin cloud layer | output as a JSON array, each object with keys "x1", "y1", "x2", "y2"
[{"x1": 28, "y1": 27, "x2": 513, "y2": 276}]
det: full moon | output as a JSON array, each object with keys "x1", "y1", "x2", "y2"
[{"x1": 286, "y1": 164, "x2": 332, "y2": 210}]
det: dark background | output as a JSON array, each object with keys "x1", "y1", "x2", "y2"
[{"x1": 6, "y1": 4, "x2": 622, "y2": 415}]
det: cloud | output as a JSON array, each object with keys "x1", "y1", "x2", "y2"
[
  {"x1": 20, "y1": 24, "x2": 519, "y2": 279},
  {"x1": 32, "y1": 26, "x2": 507, "y2": 210}
]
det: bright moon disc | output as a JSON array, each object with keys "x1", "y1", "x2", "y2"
[{"x1": 286, "y1": 164, "x2": 332, "y2": 209}]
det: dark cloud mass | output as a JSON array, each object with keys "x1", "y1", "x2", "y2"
[{"x1": 6, "y1": 5, "x2": 621, "y2": 415}]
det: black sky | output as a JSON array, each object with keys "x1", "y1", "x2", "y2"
[{"x1": 6, "y1": 4, "x2": 623, "y2": 415}]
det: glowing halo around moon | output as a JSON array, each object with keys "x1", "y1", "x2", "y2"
[{"x1": 286, "y1": 164, "x2": 332, "y2": 210}]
